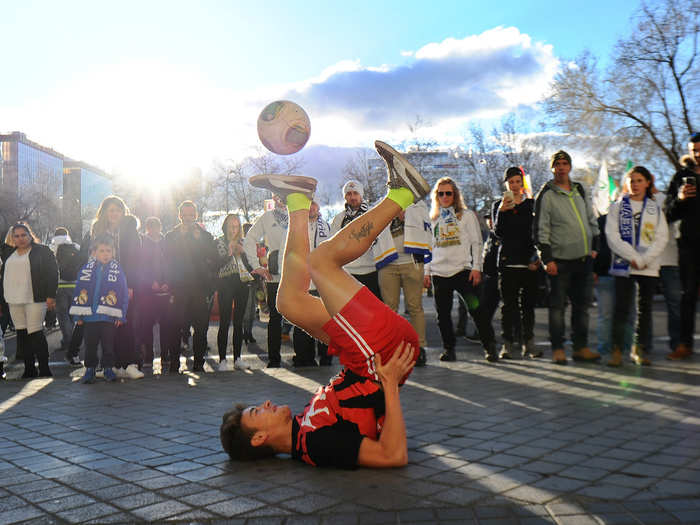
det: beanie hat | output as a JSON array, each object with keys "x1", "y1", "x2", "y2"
[
  {"x1": 503, "y1": 166, "x2": 522, "y2": 182},
  {"x1": 342, "y1": 180, "x2": 364, "y2": 199},
  {"x1": 550, "y1": 150, "x2": 572, "y2": 169}
]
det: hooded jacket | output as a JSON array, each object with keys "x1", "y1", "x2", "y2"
[{"x1": 534, "y1": 179, "x2": 599, "y2": 263}]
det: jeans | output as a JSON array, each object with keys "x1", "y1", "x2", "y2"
[
  {"x1": 217, "y1": 275, "x2": 249, "y2": 361},
  {"x1": 678, "y1": 241, "x2": 699, "y2": 348},
  {"x1": 84, "y1": 321, "x2": 116, "y2": 369},
  {"x1": 432, "y1": 270, "x2": 495, "y2": 350},
  {"x1": 379, "y1": 262, "x2": 426, "y2": 347},
  {"x1": 595, "y1": 275, "x2": 634, "y2": 355},
  {"x1": 499, "y1": 267, "x2": 536, "y2": 343},
  {"x1": 659, "y1": 266, "x2": 682, "y2": 351},
  {"x1": 167, "y1": 288, "x2": 211, "y2": 367},
  {"x1": 292, "y1": 289, "x2": 329, "y2": 365},
  {"x1": 56, "y1": 286, "x2": 75, "y2": 350},
  {"x1": 139, "y1": 291, "x2": 169, "y2": 363},
  {"x1": 547, "y1": 257, "x2": 593, "y2": 351},
  {"x1": 612, "y1": 275, "x2": 657, "y2": 352}
]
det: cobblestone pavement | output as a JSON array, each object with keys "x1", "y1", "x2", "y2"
[{"x1": 1, "y1": 299, "x2": 699, "y2": 524}]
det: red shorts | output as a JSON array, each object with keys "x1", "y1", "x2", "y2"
[{"x1": 323, "y1": 286, "x2": 419, "y2": 383}]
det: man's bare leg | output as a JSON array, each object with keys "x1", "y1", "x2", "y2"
[
  {"x1": 276, "y1": 206, "x2": 331, "y2": 344},
  {"x1": 309, "y1": 197, "x2": 403, "y2": 317}
]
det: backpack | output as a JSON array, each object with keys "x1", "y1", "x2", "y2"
[{"x1": 56, "y1": 243, "x2": 82, "y2": 282}]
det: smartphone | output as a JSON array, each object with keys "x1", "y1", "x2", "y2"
[
  {"x1": 682, "y1": 176, "x2": 697, "y2": 187},
  {"x1": 503, "y1": 190, "x2": 514, "y2": 201}
]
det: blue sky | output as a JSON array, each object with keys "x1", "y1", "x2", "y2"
[{"x1": 1, "y1": 0, "x2": 638, "y2": 183}]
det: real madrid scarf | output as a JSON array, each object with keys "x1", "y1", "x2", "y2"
[
  {"x1": 341, "y1": 201, "x2": 369, "y2": 228},
  {"x1": 610, "y1": 195, "x2": 659, "y2": 277},
  {"x1": 69, "y1": 258, "x2": 129, "y2": 319}
]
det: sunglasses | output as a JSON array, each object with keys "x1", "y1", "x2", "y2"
[{"x1": 437, "y1": 191, "x2": 453, "y2": 197}]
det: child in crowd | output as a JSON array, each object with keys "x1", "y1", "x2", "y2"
[{"x1": 70, "y1": 235, "x2": 130, "y2": 383}]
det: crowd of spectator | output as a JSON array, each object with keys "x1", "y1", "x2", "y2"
[{"x1": 0, "y1": 133, "x2": 698, "y2": 381}]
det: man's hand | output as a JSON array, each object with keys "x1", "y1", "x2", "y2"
[
  {"x1": 423, "y1": 274, "x2": 431, "y2": 289},
  {"x1": 46, "y1": 298, "x2": 56, "y2": 311},
  {"x1": 77, "y1": 319, "x2": 84, "y2": 326},
  {"x1": 528, "y1": 260, "x2": 540, "y2": 272},
  {"x1": 115, "y1": 320, "x2": 123, "y2": 327},
  {"x1": 152, "y1": 281, "x2": 160, "y2": 291},
  {"x1": 468, "y1": 269, "x2": 481, "y2": 286},
  {"x1": 679, "y1": 183, "x2": 697, "y2": 200},
  {"x1": 128, "y1": 288, "x2": 134, "y2": 300},
  {"x1": 252, "y1": 267, "x2": 272, "y2": 281},
  {"x1": 546, "y1": 261, "x2": 558, "y2": 276},
  {"x1": 591, "y1": 250, "x2": 598, "y2": 259},
  {"x1": 374, "y1": 341, "x2": 416, "y2": 388}
]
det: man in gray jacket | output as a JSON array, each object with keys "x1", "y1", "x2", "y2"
[{"x1": 534, "y1": 150, "x2": 600, "y2": 365}]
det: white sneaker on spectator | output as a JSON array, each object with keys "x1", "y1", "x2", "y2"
[
  {"x1": 218, "y1": 359, "x2": 232, "y2": 371},
  {"x1": 234, "y1": 358, "x2": 250, "y2": 370},
  {"x1": 125, "y1": 364, "x2": 144, "y2": 379},
  {"x1": 95, "y1": 367, "x2": 104, "y2": 378},
  {"x1": 113, "y1": 367, "x2": 126, "y2": 379}
]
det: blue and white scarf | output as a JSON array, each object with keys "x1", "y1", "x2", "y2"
[
  {"x1": 611, "y1": 195, "x2": 660, "y2": 277},
  {"x1": 69, "y1": 258, "x2": 129, "y2": 319}
]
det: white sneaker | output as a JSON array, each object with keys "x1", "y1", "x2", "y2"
[
  {"x1": 112, "y1": 367, "x2": 126, "y2": 379},
  {"x1": 95, "y1": 367, "x2": 105, "y2": 378},
  {"x1": 218, "y1": 359, "x2": 232, "y2": 371},
  {"x1": 234, "y1": 358, "x2": 250, "y2": 370},
  {"x1": 249, "y1": 174, "x2": 317, "y2": 200},
  {"x1": 375, "y1": 140, "x2": 431, "y2": 201},
  {"x1": 124, "y1": 364, "x2": 144, "y2": 380}
]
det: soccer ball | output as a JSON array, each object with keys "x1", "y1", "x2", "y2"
[{"x1": 257, "y1": 100, "x2": 311, "y2": 155}]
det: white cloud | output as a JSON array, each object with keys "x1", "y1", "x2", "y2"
[{"x1": 0, "y1": 27, "x2": 560, "y2": 184}]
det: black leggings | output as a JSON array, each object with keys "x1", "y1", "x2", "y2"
[{"x1": 216, "y1": 275, "x2": 249, "y2": 361}]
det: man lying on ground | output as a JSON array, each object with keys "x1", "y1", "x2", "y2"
[{"x1": 220, "y1": 140, "x2": 430, "y2": 468}]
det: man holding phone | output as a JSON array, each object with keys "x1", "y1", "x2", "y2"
[{"x1": 665, "y1": 133, "x2": 700, "y2": 360}]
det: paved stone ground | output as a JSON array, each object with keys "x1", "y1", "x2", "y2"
[{"x1": 1, "y1": 298, "x2": 700, "y2": 524}]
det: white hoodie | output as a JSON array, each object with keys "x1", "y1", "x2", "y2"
[{"x1": 425, "y1": 206, "x2": 483, "y2": 277}]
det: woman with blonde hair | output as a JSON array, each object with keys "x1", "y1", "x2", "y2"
[
  {"x1": 80, "y1": 195, "x2": 143, "y2": 379},
  {"x1": 0, "y1": 222, "x2": 58, "y2": 378},
  {"x1": 423, "y1": 177, "x2": 497, "y2": 362},
  {"x1": 215, "y1": 213, "x2": 252, "y2": 371}
]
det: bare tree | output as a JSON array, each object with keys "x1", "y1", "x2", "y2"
[{"x1": 545, "y1": 0, "x2": 699, "y2": 174}]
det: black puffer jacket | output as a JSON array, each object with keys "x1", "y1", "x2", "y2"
[{"x1": 0, "y1": 243, "x2": 58, "y2": 303}]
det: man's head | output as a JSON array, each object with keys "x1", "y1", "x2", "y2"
[
  {"x1": 309, "y1": 201, "x2": 320, "y2": 221},
  {"x1": 220, "y1": 400, "x2": 292, "y2": 461},
  {"x1": 91, "y1": 234, "x2": 115, "y2": 265},
  {"x1": 144, "y1": 216, "x2": 162, "y2": 238},
  {"x1": 178, "y1": 201, "x2": 198, "y2": 225},
  {"x1": 53, "y1": 227, "x2": 69, "y2": 237},
  {"x1": 343, "y1": 180, "x2": 364, "y2": 210},
  {"x1": 688, "y1": 132, "x2": 700, "y2": 166},
  {"x1": 550, "y1": 150, "x2": 572, "y2": 182}
]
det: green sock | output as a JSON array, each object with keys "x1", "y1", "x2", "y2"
[
  {"x1": 387, "y1": 188, "x2": 414, "y2": 210},
  {"x1": 286, "y1": 193, "x2": 311, "y2": 212}
]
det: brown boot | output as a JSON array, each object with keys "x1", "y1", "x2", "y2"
[
  {"x1": 630, "y1": 345, "x2": 651, "y2": 366},
  {"x1": 607, "y1": 347, "x2": 623, "y2": 367},
  {"x1": 572, "y1": 347, "x2": 601, "y2": 362},
  {"x1": 552, "y1": 348, "x2": 567, "y2": 365},
  {"x1": 666, "y1": 343, "x2": 692, "y2": 361}
]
